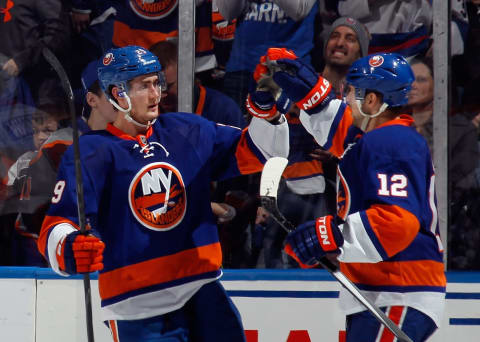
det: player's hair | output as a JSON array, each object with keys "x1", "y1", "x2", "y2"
[{"x1": 150, "y1": 40, "x2": 177, "y2": 69}]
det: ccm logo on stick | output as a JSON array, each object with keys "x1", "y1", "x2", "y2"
[{"x1": 300, "y1": 78, "x2": 331, "y2": 110}]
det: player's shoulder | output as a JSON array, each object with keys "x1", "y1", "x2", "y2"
[
  {"x1": 157, "y1": 112, "x2": 212, "y2": 125},
  {"x1": 363, "y1": 117, "x2": 429, "y2": 156},
  {"x1": 155, "y1": 112, "x2": 219, "y2": 134}
]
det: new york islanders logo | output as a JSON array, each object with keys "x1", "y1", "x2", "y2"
[
  {"x1": 103, "y1": 53, "x2": 114, "y2": 65},
  {"x1": 129, "y1": 0, "x2": 178, "y2": 20},
  {"x1": 369, "y1": 55, "x2": 384, "y2": 68},
  {"x1": 129, "y1": 162, "x2": 186, "y2": 231}
]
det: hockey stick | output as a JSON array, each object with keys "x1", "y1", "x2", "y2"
[
  {"x1": 260, "y1": 157, "x2": 413, "y2": 342},
  {"x1": 42, "y1": 48, "x2": 95, "y2": 342}
]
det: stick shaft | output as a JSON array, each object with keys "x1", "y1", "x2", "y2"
[{"x1": 42, "y1": 48, "x2": 95, "y2": 342}]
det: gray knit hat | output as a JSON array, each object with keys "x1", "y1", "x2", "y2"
[{"x1": 323, "y1": 17, "x2": 370, "y2": 57}]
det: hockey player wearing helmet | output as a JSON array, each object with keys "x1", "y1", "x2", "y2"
[
  {"x1": 37, "y1": 45, "x2": 291, "y2": 341},
  {"x1": 97, "y1": 45, "x2": 167, "y2": 133},
  {"x1": 262, "y1": 49, "x2": 446, "y2": 341}
]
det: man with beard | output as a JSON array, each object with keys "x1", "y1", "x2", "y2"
[{"x1": 321, "y1": 16, "x2": 370, "y2": 99}]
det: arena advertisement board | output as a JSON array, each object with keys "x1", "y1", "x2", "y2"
[{"x1": 0, "y1": 268, "x2": 478, "y2": 341}]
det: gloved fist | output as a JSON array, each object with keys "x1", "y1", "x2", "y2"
[
  {"x1": 270, "y1": 58, "x2": 333, "y2": 114},
  {"x1": 56, "y1": 230, "x2": 105, "y2": 275},
  {"x1": 284, "y1": 216, "x2": 343, "y2": 267},
  {"x1": 246, "y1": 79, "x2": 291, "y2": 119},
  {"x1": 254, "y1": 47, "x2": 297, "y2": 86}
]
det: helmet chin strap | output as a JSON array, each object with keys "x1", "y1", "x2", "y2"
[
  {"x1": 108, "y1": 94, "x2": 156, "y2": 129},
  {"x1": 354, "y1": 100, "x2": 388, "y2": 131}
]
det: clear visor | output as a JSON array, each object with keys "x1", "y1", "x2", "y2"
[{"x1": 125, "y1": 71, "x2": 167, "y2": 99}]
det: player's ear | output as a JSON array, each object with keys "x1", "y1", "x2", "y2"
[
  {"x1": 111, "y1": 86, "x2": 121, "y2": 101},
  {"x1": 86, "y1": 92, "x2": 98, "y2": 108}
]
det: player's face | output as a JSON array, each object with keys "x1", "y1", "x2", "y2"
[
  {"x1": 128, "y1": 73, "x2": 161, "y2": 124},
  {"x1": 33, "y1": 114, "x2": 58, "y2": 149},
  {"x1": 325, "y1": 26, "x2": 362, "y2": 67},
  {"x1": 345, "y1": 85, "x2": 364, "y2": 127},
  {"x1": 408, "y1": 62, "x2": 433, "y2": 107},
  {"x1": 159, "y1": 63, "x2": 178, "y2": 113}
]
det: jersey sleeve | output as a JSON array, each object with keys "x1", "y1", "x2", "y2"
[
  {"x1": 338, "y1": 138, "x2": 427, "y2": 263},
  {"x1": 37, "y1": 141, "x2": 110, "y2": 274},
  {"x1": 298, "y1": 100, "x2": 354, "y2": 158},
  {"x1": 207, "y1": 116, "x2": 290, "y2": 179}
]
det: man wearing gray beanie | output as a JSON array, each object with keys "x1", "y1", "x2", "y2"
[{"x1": 321, "y1": 16, "x2": 370, "y2": 98}]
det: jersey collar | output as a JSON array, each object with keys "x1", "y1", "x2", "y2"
[
  {"x1": 376, "y1": 114, "x2": 414, "y2": 129},
  {"x1": 106, "y1": 123, "x2": 153, "y2": 141}
]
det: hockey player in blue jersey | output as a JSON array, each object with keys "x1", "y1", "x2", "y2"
[
  {"x1": 37, "y1": 45, "x2": 290, "y2": 341},
  {"x1": 260, "y1": 49, "x2": 446, "y2": 341}
]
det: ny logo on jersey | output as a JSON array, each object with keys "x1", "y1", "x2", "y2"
[{"x1": 129, "y1": 162, "x2": 186, "y2": 231}]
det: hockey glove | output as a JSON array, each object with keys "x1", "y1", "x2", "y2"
[
  {"x1": 246, "y1": 48, "x2": 296, "y2": 119},
  {"x1": 271, "y1": 58, "x2": 334, "y2": 114},
  {"x1": 56, "y1": 230, "x2": 105, "y2": 275},
  {"x1": 284, "y1": 216, "x2": 343, "y2": 267}
]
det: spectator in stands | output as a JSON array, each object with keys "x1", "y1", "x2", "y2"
[
  {"x1": 447, "y1": 77, "x2": 480, "y2": 270},
  {"x1": 0, "y1": 0, "x2": 71, "y2": 104},
  {"x1": 216, "y1": 0, "x2": 319, "y2": 116},
  {"x1": 150, "y1": 40, "x2": 246, "y2": 128},
  {"x1": 321, "y1": 16, "x2": 370, "y2": 98},
  {"x1": 408, "y1": 56, "x2": 479, "y2": 206},
  {"x1": 3, "y1": 107, "x2": 60, "y2": 266},
  {"x1": 335, "y1": 0, "x2": 433, "y2": 59},
  {"x1": 2, "y1": 60, "x2": 118, "y2": 266},
  {"x1": 70, "y1": 0, "x2": 216, "y2": 73}
]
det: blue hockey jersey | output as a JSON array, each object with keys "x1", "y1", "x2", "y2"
[
  {"x1": 299, "y1": 99, "x2": 446, "y2": 327},
  {"x1": 38, "y1": 113, "x2": 288, "y2": 320},
  {"x1": 226, "y1": 1, "x2": 318, "y2": 72}
]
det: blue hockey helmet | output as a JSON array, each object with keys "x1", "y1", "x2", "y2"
[
  {"x1": 97, "y1": 46, "x2": 164, "y2": 99},
  {"x1": 346, "y1": 53, "x2": 414, "y2": 107}
]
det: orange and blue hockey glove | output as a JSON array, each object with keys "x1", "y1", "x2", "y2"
[
  {"x1": 56, "y1": 230, "x2": 105, "y2": 275},
  {"x1": 246, "y1": 48, "x2": 297, "y2": 119},
  {"x1": 270, "y1": 57, "x2": 334, "y2": 114},
  {"x1": 284, "y1": 216, "x2": 344, "y2": 267}
]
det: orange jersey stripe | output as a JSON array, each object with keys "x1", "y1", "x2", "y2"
[
  {"x1": 37, "y1": 216, "x2": 79, "y2": 258},
  {"x1": 112, "y1": 22, "x2": 213, "y2": 54},
  {"x1": 329, "y1": 106, "x2": 353, "y2": 158},
  {"x1": 29, "y1": 140, "x2": 72, "y2": 165},
  {"x1": 112, "y1": 20, "x2": 178, "y2": 49},
  {"x1": 195, "y1": 26, "x2": 214, "y2": 53},
  {"x1": 366, "y1": 204, "x2": 420, "y2": 257},
  {"x1": 235, "y1": 129, "x2": 264, "y2": 175},
  {"x1": 379, "y1": 306, "x2": 405, "y2": 342},
  {"x1": 283, "y1": 160, "x2": 323, "y2": 179},
  {"x1": 340, "y1": 259, "x2": 446, "y2": 288},
  {"x1": 109, "y1": 320, "x2": 119, "y2": 342},
  {"x1": 195, "y1": 85, "x2": 207, "y2": 115},
  {"x1": 99, "y1": 242, "x2": 222, "y2": 300}
]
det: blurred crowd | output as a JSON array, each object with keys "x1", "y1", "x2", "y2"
[{"x1": 0, "y1": 0, "x2": 479, "y2": 270}]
